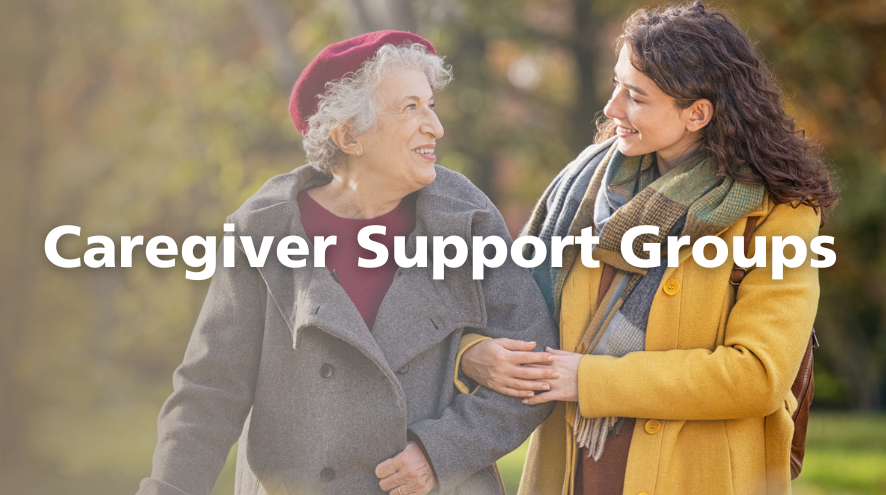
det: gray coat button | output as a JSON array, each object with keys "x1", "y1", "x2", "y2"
[
  {"x1": 320, "y1": 363, "x2": 333, "y2": 378},
  {"x1": 397, "y1": 363, "x2": 409, "y2": 375},
  {"x1": 320, "y1": 467, "x2": 335, "y2": 481}
]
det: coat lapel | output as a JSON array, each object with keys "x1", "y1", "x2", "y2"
[{"x1": 231, "y1": 165, "x2": 487, "y2": 375}]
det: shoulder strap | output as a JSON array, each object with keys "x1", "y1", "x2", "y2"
[{"x1": 731, "y1": 216, "x2": 760, "y2": 290}]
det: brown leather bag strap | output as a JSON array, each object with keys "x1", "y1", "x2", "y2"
[{"x1": 731, "y1": 216, "x2": 760, "y2": 289}]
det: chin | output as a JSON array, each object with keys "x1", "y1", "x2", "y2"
[
  {"x1": 616, "y1": 139, "x2": 648, "y2": 157},
  {"x1": 417, "y1": 165, "x2": 437, "y2": 186}
]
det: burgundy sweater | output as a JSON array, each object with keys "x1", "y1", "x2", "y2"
[{"x1": 297, "y1": 190, "x2": 416, "y2": 330}]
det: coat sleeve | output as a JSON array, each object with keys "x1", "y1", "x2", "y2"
[
  {"x1": 576, "y1": 202, "x2": 820, "y2": 421},
  {"x1": 137, "y1": 236, "x2": 267, "y2": 495},
  {"x1": 407, "y1": 199, "x2": 560, "y2": 494}
]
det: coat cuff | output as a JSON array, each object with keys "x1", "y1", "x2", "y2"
[
  {"x1": 577, "y1": 354, "x2": 597, "y2": 418},
  {"x1": 453, "y1": 333, "x2": 491, "y2": 394}
]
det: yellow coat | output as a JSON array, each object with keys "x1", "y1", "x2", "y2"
[{"x1": 518, "y1": 196, "x2": 820, "y2": 495}]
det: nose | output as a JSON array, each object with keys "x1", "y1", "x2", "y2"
[
  {"x1": 422, "y1": 106, "x2": 444, "y2": 139},
  {"x1": 603, "y1": 89, "x2": 625, "y2": 120}
]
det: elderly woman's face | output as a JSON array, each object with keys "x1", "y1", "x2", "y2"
[
  {"x1": 604, "y1": 46, "x2": 701, "y2": 167},
  {"x1": 358, "y1": 68, "x2": 443, "y2": 192}
]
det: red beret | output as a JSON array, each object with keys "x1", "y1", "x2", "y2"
[{"x1": 289, "y1": 30, "x2": 436, "y2": 135}]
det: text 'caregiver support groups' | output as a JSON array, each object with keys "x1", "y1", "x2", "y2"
[{"x1": 45, "y1": 224, "x2": 835, "y2": 281}]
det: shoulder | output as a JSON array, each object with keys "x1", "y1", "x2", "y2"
[
  {"x1": 754, "y1": 194, "x2": 821, "y2": 238},
  {"x1": 229, "y1": 165, "x2": 328, "y2": 223},
  {"x1": 565, "y1": 136, "x2": 617, "y2": 175},
  {"x1": 427, "y1": 165, "x2": 495, "y2": 211}
]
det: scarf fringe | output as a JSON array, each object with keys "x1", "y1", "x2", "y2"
[{"x1": 573, "y1": 409, "x2": 618, "y2": 461}]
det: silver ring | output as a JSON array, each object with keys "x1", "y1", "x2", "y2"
[{"x1": 397, "y1": 487, "x2": 403, "y2": 495}]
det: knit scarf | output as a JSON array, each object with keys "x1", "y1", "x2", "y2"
[{"x1": 524, "y1": 139, "x2": 764, "y2": 460}]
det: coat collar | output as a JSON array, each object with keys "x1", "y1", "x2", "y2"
[{"x1": 229, "y1": 165, "x2": 488, "y2": 372}]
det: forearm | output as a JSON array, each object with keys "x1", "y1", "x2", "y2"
[{"x1": 576, "y1": 343, "x2": 807, "y2": 420}]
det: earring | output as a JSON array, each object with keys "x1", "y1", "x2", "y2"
[{"x1": 356, "y1": 149, "x2": 362, "y2": 155}]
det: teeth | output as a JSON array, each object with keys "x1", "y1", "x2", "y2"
[
  {"x1": 413, "y1": 148, "x2": 434, "y2": 154},
  {"x1": 618, "y1": 126, "x2": 638, "y2": 134}
]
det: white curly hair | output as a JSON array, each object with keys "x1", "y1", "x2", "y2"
[{"x1": 302, "y1": 42, "x2": 452, "y2": 174}]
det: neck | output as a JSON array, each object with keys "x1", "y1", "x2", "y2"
[
  {"x1": 308, "y1": 160, "x2": 407, "y2": 219},
  {"x1": 656, "y1": 141, "x2": 700, "y2": 176}
]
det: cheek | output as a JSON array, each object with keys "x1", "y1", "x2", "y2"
[{"x1": 637, "y1": 109, "x2": 682, "y2": 140}]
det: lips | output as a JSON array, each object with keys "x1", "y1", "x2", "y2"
[
  {"x1": 412, "y1": 145, "x2": 436, "y2": 161},
  {"x1": 616, "y1": 125, "x2": 638, "y2": 138}
]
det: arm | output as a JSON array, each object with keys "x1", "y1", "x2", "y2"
[
  {"x1": 403, "y1": 201, "x2": 560, "y2": 493},
  {"x1": 525, "y1": 203, "x2": 820, "y2": 421},
  {"x1": 138, "y1": 238, "x2": 266, "y2": 495}
]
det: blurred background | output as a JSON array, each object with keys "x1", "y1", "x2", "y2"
[{"x1": 1, "y1": 0, "x2": 885, "y2": 493}]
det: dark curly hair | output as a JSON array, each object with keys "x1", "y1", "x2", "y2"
[{"x1": 597, "y1": 1, "x2": 838, "y2": 223}]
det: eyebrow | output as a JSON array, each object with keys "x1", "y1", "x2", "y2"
[
  {"x1": 399, "y1": 94, "x2": 434, "y2": 103},
  {"x1": 614, "y1": 74, "x2": 649, "y2": 97},
  {"x1": 623, "y1": 82, "x2": 648, "y2": 97}
]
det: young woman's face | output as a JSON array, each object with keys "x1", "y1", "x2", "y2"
[{"x1": 604, "y1": 46, "x2": 702, "y2": 169}]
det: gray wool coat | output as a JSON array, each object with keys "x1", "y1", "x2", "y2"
[{"x1": 137, "y1": 164, "x2": 559, "y2": 495}]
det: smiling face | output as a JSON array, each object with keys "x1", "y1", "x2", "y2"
[
  {"x1": 604, "y1": 45, "x2": 707, "y2": 171},
  {"x1": 356, "y1": 67, "x2": 443, "y2": 195}
]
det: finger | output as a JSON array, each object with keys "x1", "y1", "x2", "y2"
[
  {"x1": 546, "y1": 347, "x2": 573, "y2": 355},
  {"x1": 402, "y1": 463, "x2": 437, "y2": 495},
  {"x1": 380, "y1": 476, "x2": 401, "y2": 493},
  {"x1": 375, "y1": 456, "x2": 401, "y2": 479},
  {"x1": 514, "y1": 365, "x2": 560, "y2": 380},
  {"x1": 499, "y1": 339, "x2": 537, "y2": 351},
  {"x1": 389, "y1": 473, "x2": 432, "y2": 495},
  {"x1": 522, "y1": 390, "x2": 562, "y2": 405},
  {"x1": 380, "y1": 459, "x2": 432, "y2": 493},
  {"x1": 492, "y1": 385, "x2": 537, "y2": 398},
  {"x1": 523, "y1": 363, "x2": 561, "y2": 375},
  {"x1": 504, "y1": 378, "x2": 551, "y2": 392},
  {"x1": 514, "y1": 351, "x2": 555, "y2": 365},
  {"x1": 379, "y1": 469, "x2": 410, "y2": 492}
]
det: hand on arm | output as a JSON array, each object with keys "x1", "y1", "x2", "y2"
[
  {"x1": 376, "y1": 441, "x2": 437, "y2": 495},
  {"x1": 460, "y1": 338, "x2": 558, "y2": 398},
  {"x1": 521, "y1": 348, "x2": 582, "y2": 405}
]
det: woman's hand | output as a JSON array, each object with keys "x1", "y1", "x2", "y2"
[
  {"x1": 522, "y1": 348, "x2": 583, "y2": 405},
  {"x1": 375, "y1": 441, "x2": 437, "y2": 495},
  {"x1": 461, "y1": 338, "x2": 559, "y2": 398}
]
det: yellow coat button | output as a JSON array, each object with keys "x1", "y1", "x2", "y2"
[
  {"x1": 645, "y1": 419, "x2": 661, "y2": 434},
  {"x1": 663, "y1": 279, "x2": 680, "y2": 295}
]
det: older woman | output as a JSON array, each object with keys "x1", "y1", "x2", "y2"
[
  {"x1": 137, "y1": 31, "x2": 557, "y2": 495},
  {"x1": 458, "y1": 3, "x2": 837, "y2": 494}
]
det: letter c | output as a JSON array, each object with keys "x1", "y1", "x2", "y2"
[{"x1": 45, "y1": 225, "x2": 81, "y2": 268}]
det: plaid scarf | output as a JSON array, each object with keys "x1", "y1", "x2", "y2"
[{"x1": 524, "y1": 139, "x2": 764, "y2": 459}]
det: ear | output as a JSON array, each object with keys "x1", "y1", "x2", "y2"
[
  {"x1": 329, "y1": 123, "x2": 363, "y2": 156},
  {"x1": 685, "y1": 99, "x2": 713, "y2": 132}
]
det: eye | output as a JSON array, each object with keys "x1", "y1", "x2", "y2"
[
  {"x1": 612, "y1": 77, "x2": 619, "y2": 87},
  {"x1": 428, "y1": 102, "x2": 435, "y2": 110},
  {"x1": 628, "y1": 93, "x2": 640, "y2": 103},
  {"x1": 405, "y1": 103, "x2": 417, "y2": 110}
]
